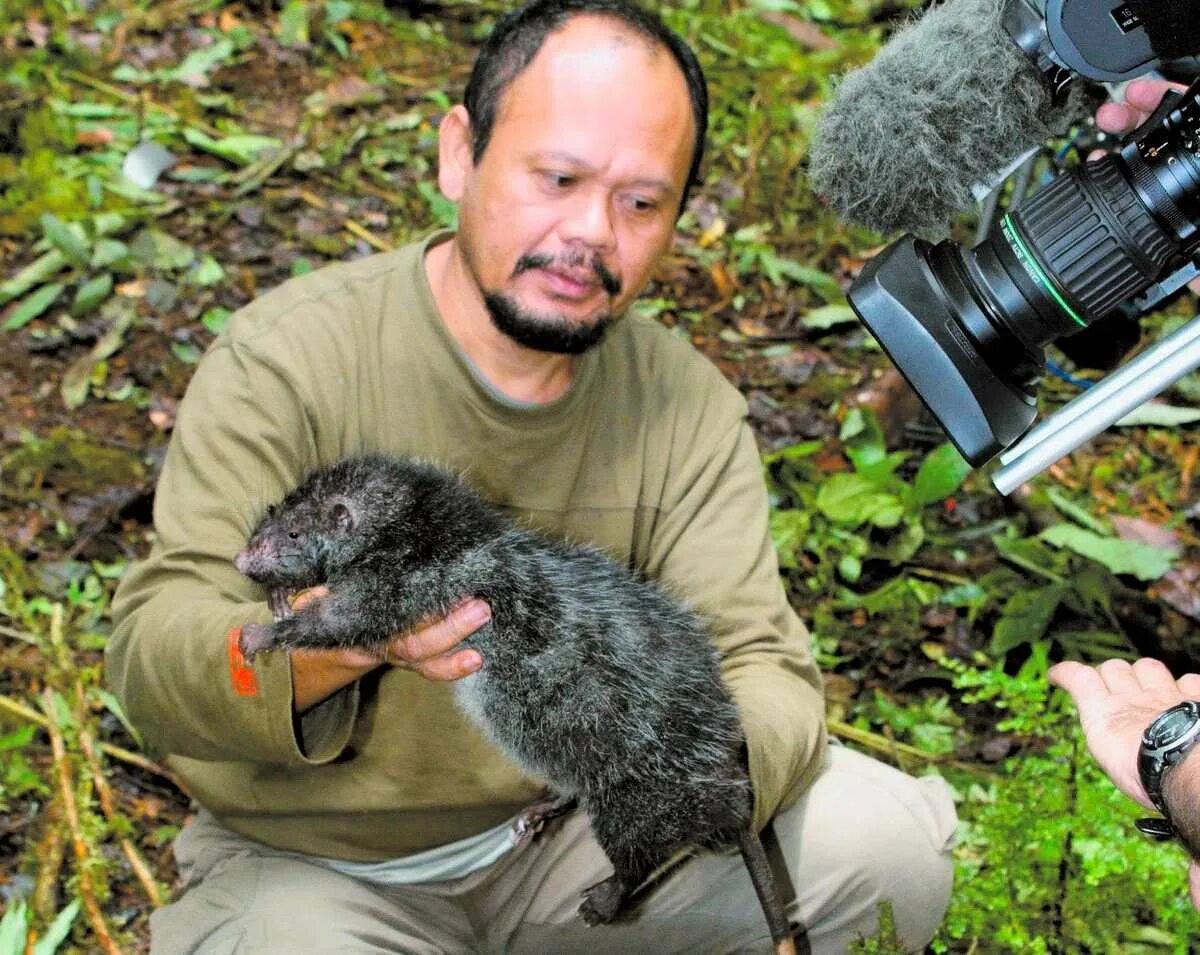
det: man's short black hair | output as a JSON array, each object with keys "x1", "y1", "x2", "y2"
[{"x1": 463, "y1": 0, "x2": 708, "y2": 212}]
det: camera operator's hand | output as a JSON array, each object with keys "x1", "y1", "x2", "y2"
[
  {"x1": 1095, "y1": 78, "x2": 1189, "y2": 136},
  {"x1": 1049, "y1": 658, "x2": 1200, "y2": 810},
  {"x1": 1051, "y1": 658, "x2": 1200, "y2": 911}
]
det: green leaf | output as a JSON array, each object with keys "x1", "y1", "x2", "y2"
[
  {"x1": 816, "y1": 473, "x2": 877, "y2": 524},
  {"x1": 172, "y1": 341, "x2": 202, "y2": 364},
  {"x1": 189, "y1": 255, "x2": 226, "y2": 286},
  {"x1": 1115, "y1": 403, "x2": 1200, "y2": 427},
  {"x1": 183, "y1": 127, "x2": 283, "y2": 166},
  {"x1": 40, "y1": 213, "x2": 90, "y2": 267},
  {"x1": 92, "y1": 688, "x2": 143, "y2": 749},
  {"x1": 280, "y1": 0, "x2": 311, "y2": 46},
  {"x1": 761, "y1": 440, "x2": 822, "y2": 466},
  {"x1": 801, "y1": 304, "x2": 856, "y2": 330},
  {"x1": 1039, "y1": 524, "x2": 1175, "y2": 581},
  {"x1": 33, "y1": 899, "x2": 81, "y2": 955},
  {"x1": 992, "y1": 583, "x2": 1069, "y2": 654},
  {"x1": 762, "y1": 254, "x2": 843, "y2": 301},
  {"x1": 0, "y1": 900, "x2": 28, "y2": 954},
  {"x1": 838, "y1": 554, "x2": 862, "y2": 582},
  {"x1": 0, "y1": 725, "x2": 36, "y2": 752},
  {"x1": 1045, "y1": 487, "x2": 1110, "y2": 535},
  {"x1": 164, "y1": 38, "x2": 235, "y2": 83},
  {"x1": 3, "y1": 282, "x2": 65, "y2": 331},
  {"x1": 0, "y1": 249, "x2": 67, "y2": 304},
  {"x1": 70, "y1": 273, "x2": 114, "y2": 316},
  {"x1": 201, "y1": 306, "x2": 232, "y2": 335},
  {"x1": 816, "y1": 473, "x2": 904, "y2": 528},
  {"x1": 129, "y1": 228, "x2": 196, "y2": 271},
  {"x1": 91, "y1": 239, "x2": 129, "y2": 269},
  {"x1": 913, "y1": 443, "x2": 970, "y2": 506}
]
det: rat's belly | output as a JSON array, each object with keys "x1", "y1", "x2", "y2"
[{"x1": 452, "y1": 671, "x2": 557, "y2": 784}]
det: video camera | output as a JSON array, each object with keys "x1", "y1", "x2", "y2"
[{"x1": 844, "y1": 0, "x2": 1200, "y2": 493}]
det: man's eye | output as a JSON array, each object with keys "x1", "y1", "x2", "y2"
[
  {"x1": 542, "y1": 172, "x2": 574, "y2": 189},
  {"x1": 628, "y1": 196, "x2": 657, "y2": 214}
]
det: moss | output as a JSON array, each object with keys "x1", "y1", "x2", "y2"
[{"x1": 1, "y1": 426, "x2": 145, "y2": 500}]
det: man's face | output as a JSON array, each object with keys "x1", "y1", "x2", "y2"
[{"x1": 446, "y1": 16, "x2": 695, "y2": 354}]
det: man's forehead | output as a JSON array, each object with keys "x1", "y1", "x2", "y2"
[{"x1": 489, "y1": 16, "x2": 693, "y2": 170}]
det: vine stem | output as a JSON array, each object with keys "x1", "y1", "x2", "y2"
[{"x1": 41, "y1": 687, "x2": 124, "y2": 955}]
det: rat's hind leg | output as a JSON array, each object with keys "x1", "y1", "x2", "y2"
[{"x1": 577, "y1": 813, "x2": 665, "y2": 926}]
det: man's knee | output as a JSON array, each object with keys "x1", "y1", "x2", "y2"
[
  {"x1": 776, "y1": 746, "x2": 957, "y2": 951},
  {"x1": 150, "y1": 854, "x2": 459, "y2": 955}
]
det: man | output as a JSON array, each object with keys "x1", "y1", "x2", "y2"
[{"x1": 107, "y1": 2, "x2": 956, "y2": 951}]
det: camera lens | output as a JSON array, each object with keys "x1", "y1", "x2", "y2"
[{"x1": 848, "y1": 79, "x2": 1200, "y2": 465}]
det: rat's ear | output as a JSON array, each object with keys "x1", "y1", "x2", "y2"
[{"x1": 330, "y1": 501, "x2": 355, "y2": 533}]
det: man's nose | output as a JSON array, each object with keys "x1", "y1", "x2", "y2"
[{"x1": 561, "y1": 189, "x2": 616, "y2": 252}]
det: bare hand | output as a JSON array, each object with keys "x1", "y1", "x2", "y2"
[
  {"x1": 1095, "y1": 78, "x2": 1188, "y2": 136},
  {"x1": 292, "y1": 586, "x2": 488, "y2": 681},
  {"x1": 1048, "y1": 658, "x2": 1200, "y2": 810}
]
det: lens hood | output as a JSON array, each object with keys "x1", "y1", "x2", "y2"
[{"x1": 848, "y1": 236, "x2": 1039, "y2": 465}]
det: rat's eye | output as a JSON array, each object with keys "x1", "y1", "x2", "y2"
[{"x1": 288, "y1": 531, "x2": 299, "y2": 540}]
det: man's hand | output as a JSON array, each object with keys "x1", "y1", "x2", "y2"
[
  {"x1": 1052, "y1": 657, "x2": 1200, "y2": 913},
  {"x1": 1048, "y1": 658, "x2": 1200, "y2": 810},
  {"x1": 289, "y1": 589, "x2": 489, "y2": 712},
  {"x1": 1095, "y1": 78, "x2": 1188, "y2": 136}
]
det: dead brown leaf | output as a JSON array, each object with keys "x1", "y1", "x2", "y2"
[{"x1": 759, "y1": 11, "x2": 838, "y2": 51}]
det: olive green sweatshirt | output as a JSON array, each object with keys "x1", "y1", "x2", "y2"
[{"x1": 106, "y1": 233, "x2": 827, "y2": 862}]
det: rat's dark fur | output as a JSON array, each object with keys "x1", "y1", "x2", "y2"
[{"x1": 235, "y1": 453, "x2": 794, "y2": 948}]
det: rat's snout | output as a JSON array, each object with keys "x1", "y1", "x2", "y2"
[{"x1": 234, "y1": 548, "x2": 254, "y2": 576}]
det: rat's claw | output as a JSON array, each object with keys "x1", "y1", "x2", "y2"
[{"x1": 239, "y1": 623, "x2": 277, "y2": 661}]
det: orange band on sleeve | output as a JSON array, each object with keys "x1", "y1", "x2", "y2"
[{"x1": 228, "y1": 627, "x2": 260, "y2": 696}]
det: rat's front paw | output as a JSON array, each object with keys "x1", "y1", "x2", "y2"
[{"x1": 239, "y1": 623, "x2": 278, "y2": 661}]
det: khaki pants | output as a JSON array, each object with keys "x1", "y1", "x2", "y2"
[{"x1": 151, "y1": 746, "x2": 956, "y2": 954}]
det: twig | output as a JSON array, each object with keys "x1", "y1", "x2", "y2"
[
  {"x1": 41, "y1": 688, "x2": 124, "y2": 955},
  {"x1": 32, "y1": 794, "x2": 66, "y2": 923},
  {"x1": 826, "y1": 718, "x2": 995, "y2": 778},
  {"x1": 295, "y1": 188, "x2": 396, "y2": 252},
  {"x1": 0, "y1": 622, "x2": 38, "y2": 644},
  {"x1": 0, "y1": 692, "x2": 186, "y2": 791},
  {"x1": 78, "y1": 725, "x2": 166, "y2": 907},
  {"x1": 1181, "y1": 443, "x2": 1198, "y2": 503}
]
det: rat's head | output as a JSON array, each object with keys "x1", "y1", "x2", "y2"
[{"x1": 234, "y1": 461, "x2": 388, "y2": 587}]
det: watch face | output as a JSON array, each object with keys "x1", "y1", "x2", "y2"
[{"x1": 1147, "y1": 702, "x2": 1200, "y2": 748}]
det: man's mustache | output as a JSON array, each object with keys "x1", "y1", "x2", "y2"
[{"x1": 514, "y1": 251, "x2": 621, "y2": 297}]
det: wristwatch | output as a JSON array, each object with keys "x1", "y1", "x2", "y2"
[{"x1": 1134, "y1": 700, "x2": 1200, "y2": 841}]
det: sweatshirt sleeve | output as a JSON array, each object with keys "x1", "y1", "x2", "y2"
[
  {"x1": 645, "y1": 406, "x2": 827, "y2": 831},
  {"x1": 106, "y1": 338, "x2": 360, "y2": 765}
]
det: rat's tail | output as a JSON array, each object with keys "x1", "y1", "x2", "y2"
[{"x1": 738, "y1": 824, "x2": 797, "y2": 955}]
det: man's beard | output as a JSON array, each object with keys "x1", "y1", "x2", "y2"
[
  {"x1": 483, "y1": 251, "x2": 622, "y2": 356},
  {"x1": 484, "y1": 293, "x2": 615, "y2": 355}
]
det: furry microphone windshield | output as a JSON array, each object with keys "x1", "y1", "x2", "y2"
[{"x1": 807, "y1": 0, "x2": 1087, "y2": 238}]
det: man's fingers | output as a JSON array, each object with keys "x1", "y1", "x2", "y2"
[
  {"x1": 389, "y1": 599, "x2": 492, "y2": 665},
  {"x1": 1131, "y1": 656, "x2": 1179, "y2": 692},
  {"x1": 1097, "y1": 657, "x2": 1141, "y2": 696},
  {"x1": 416, "y1": 649, "x2": 483, "y2": 682},
  {"x1": 291, "y1": 585, "x2": 329, "y2": 611},
  {"x1": 1048, "y1": 660, "x2": 1107, "y2": 703},
  {"x1": 1095, "y1": 101, "x2": 1140, "y2": 136},
  {"x1": 1124, "y1": 78, "x2": 1187, "y2": 112},
  {"x1": 1179, "y1": 673, "x2": 1200, "y2": 699}
]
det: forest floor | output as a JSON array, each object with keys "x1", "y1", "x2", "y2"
[{"x1": 2, "y1": 1, "x2": 1200, "y2": 951}]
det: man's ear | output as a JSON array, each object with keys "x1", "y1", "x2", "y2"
[{"x1": 438, "y1": 104, "x2": 474, "y2": 203}]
